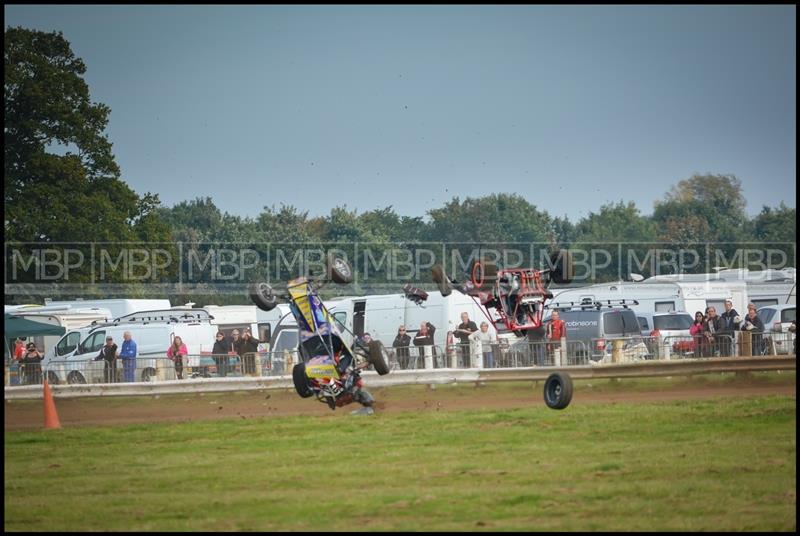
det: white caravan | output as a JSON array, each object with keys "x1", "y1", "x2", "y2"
[
  {"x1": 42, "y1": 298, "x2": 172, "y2": 320},
  {"x1": 550, "y1": 279, "x2": 748, "y2": 318}
]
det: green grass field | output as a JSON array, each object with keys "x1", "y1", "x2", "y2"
[{"x1": 4, "y1": 384, "x2": 796, "y2": 531}]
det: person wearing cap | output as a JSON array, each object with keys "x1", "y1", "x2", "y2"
[
  {"x1": 719, "y1": 299, "x2": 741, "y2": 357},
  {"x1": 94, "y1": 335, "x2": 119, "y2": 383}
]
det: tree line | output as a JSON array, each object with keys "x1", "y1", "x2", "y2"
[{"x1": 4, "y1": 27, "x2": 796, "y2": 304}]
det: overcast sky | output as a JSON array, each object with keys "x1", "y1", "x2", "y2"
[{"x1": 5, "y1": 5, "x2": 796, "y2": 221}]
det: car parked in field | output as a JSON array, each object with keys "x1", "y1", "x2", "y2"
[{"x1": 757, "y1": 305, "x2": 796, "y2": 355}]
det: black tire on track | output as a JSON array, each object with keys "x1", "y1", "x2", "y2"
[
  {"x1": 249, "y1": 282, "x2": 278, "y2": 311},
  {"x1": 550, "y1": 249, "x2": 574, "y2": 285},
  {"x1": 431, "y1": 265, "x2": 452, "y2": 297},
  {"x1": 367, "y1": 340, "x2": 391, "y2": 375},
  {"x1": 327, "y1": 253, "x2": 353, "y2": 284},
  {"x1": 543, "y1": 372, "x2": 573, "y2": 410},
  {"x1": 292, "y1": 363, "x2": 314, "y2": 398},
  {"x1": 470, "y1": 258, "x2": 498, "y2": 291}
]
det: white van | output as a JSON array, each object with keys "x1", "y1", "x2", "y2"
[{"x1": 60, "y1": 311, "x2": 217, "y2": 384}]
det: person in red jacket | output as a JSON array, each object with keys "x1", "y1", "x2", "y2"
[{"x1": 546, "y1": 310, "x2": 567, "y2": 357}]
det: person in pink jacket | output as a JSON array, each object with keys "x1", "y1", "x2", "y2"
[
  {"x1": 167, "y1": 336, "x2": 189, "y2": 380},
  {"x1": 689, "y1": 311, "x2": 705, "y2": 357}
]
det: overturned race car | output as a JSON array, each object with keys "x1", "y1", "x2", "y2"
[{"x1": 249, "y1": 253, "x2": 390, "y2": 414}]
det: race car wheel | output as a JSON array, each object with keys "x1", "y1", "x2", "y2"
[
  {"x1": 543, "y1": 372, "x2": 573, "y2": 410},
  {"x1": 470, "y1": 258, "x2": 497, "y2": 291},
  {"x1": 366, "y1": 340, "x2": 391, "y2": 375},
  {"x1": 327, "y1": 253, "x2": 353, "y2": 284},
  {"x1": 550, "y1": 249, "x2": 574, "y2": 285},
  {"x1": 292, "y1": 363, "x2": 314, "y2": 398},
  {"x1": 249, "y1": 282, "x2": 278, "y2": 311},
  {"x1": 431, "y1": 264, "x2": 452, "y2": 297}
]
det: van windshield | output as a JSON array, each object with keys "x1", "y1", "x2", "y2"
[{"x1": 653, "y1": 315, "x2": 692, "y2": 330}]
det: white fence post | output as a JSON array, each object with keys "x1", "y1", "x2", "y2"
[
  {"x1": 424, "y1": 345, "x2": 433, "y2": 369},
  {"x1": 558, "y1": 337, "x2": 566, "y2": 367}
]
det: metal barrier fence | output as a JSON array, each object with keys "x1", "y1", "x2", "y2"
[{"x1": 5, "y1": 331, "x2": 796, "y2": 387}]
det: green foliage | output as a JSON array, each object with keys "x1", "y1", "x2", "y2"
[{"x1": 4, "y1": 27, "x2": 170, "y2": 247}]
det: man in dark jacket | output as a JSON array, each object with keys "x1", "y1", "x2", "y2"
[
  {"x1": 212, "y1": 331, "x2": 231, "y2": 377},
  {"x1": 392, "y1": 325, "x2": 412, "y2": 369},
  {"x1": 94, "y1": 336, "x2": 119, "y2": 383},
  {"x1": 454, "y1": 312, "x2": 478, "y2": 368},
  {"x1": 701, "y1": 307, "x2": 724, "y2": 357},
  {"x1": 240, "y1": 329, "x2": 260, "y2": 375},
  {"x1": 718, "y1": 299, "x2": 741, "y2": 357}
]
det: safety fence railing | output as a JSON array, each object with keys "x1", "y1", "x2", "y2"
[{"x1": 5, "y1": 331, "x2": 795, "y2": 387}]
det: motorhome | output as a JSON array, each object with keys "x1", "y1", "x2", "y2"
[
  {"x1": 646, "y1": 268, "x2": 795, "y2": 308},
  {"x1": 550, "y1": 279, "x2": 748, "y2": 318},
  {"x1": 12, "y1": 306, "x2": 114, "y2": 357},
  {"x1": 42, "y1": 298, "x2": 172, "y2": 320}
]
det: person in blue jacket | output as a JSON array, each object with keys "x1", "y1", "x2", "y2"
[{"x1": 120, "y1": 331, "x2": 138, "y2": 382}]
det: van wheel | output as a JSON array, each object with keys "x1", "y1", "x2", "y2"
[
  {"x1": 292, "y1": 364, "x2": 314, "y2": 398},
  {"x1": 550, "y1": 249, "x2": 574, "y2": 284},
  {"x1": 249, "y1": 282, "x2": 278, "y2": 311},
  {"x1": 543, "y1": 372, "x2": 573, "y2": 410},
  {"x1": 470, "y1": 258, "x2": 497, "y2": 291},
  {"x1": 46, "y1": 371, "x2": 60, "y2": 385},
  {"x1": 67, "y1": 371, "x2": 86, "y2": 385},
  {"x1": 431, "y1": 265, "x2": 452, "y2": 297},
  {"x1": 142, "y1": 367, "x2": 157, "y2": 382},
  {"x1": 327, "y1": 253, "x2": 353, "y2": 285},
  {"x1": 367, "y1": 341, "x2": 391, "y2": 375}
]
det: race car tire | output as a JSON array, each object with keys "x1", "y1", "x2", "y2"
[
  {"x1": 543, "y1": 372, "x2": 573, "y2": 410},
  {"x1": 327, "y1": 253, "x2": 354, "y2": 284},
  {"x1": 550, "y1": 249, "x2": 574, "y2": 285},
  {"x1": 470, "y1": 258, "x2": 497, "y2": 292},
  {"x1": 431, "y1": 265, "x2": 452, "y2": 297},
  {"x1": 366, "y1": 340, "x2": 391, "y2": 375},
  {"x1": 249, "y1": 282, "x2": 278, "y2": 311},
  {"x1": 292, "y1": 363, "x2": 314, "y2": 398}
]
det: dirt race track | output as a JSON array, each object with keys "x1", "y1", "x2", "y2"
[{"x1": 5, "y1": 375, "x2": 797, "y2": 431}]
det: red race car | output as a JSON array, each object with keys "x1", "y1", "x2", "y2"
[{"x1": 431, "y1": 249, "x2": 574, "y2": 337}]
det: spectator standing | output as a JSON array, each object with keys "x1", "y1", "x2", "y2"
[
  {"x1": 689, "y1": 311, "x2": 705, "y2": 357},
  {"x1": 119, "y1": 331, "x2": 138, "y2": 383},
  {"x1": 392, "y1": 325, "x2": 412, "y2": 369},
  {"x1": 741, "y1": 304, "x2": 766, "y2": 356},
  {"x1": 14, "y1": 339, "x2": 25, "y2": 361},
  {"x1": 22, "y1": 342, "x2": 43, "y2": 385},
  {"x1": 167, "y1": 336, "x2": 189, "y2": 380},
  {"x1": 94, "y1": 336, "x2": 119, "y2": 383},
  {"x1": 718, "y1": 299, "x2": 741, "y2": 356},
  {"x1": 545, "y1": 310, "x2": 567, "y2": 362},
  {"x1": 469, "y1": 321, "x2": 497, "y2": 368},
  {"x1": 212, "y1": 331, "x2": 230, "y2": 377},
  {"x1": 241, "y1": 329, "x2": 260, "y2": 375},
  {"x1": 701, "y1": 307, "x2": 723, "y2": 357},
  {"x1": 413, "y1": 321, "x2": 437, "y2": 362},
  {"x1": 454, "y1": 312, "x2": 478, "y2": 368}
]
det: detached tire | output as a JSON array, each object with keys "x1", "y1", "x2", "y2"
[
  {"x1": 249, "y1": 282, "x2": 278, "y2": 311},
  {"x1": 470, "y1": 258, "x2": 498, "y2": 291},
  {"x1": 543, "y1": 372, "x2": 573, "y2": 410},
  {"x1": 431, "y1": 265, "x2": 452, "y2": 297},
  {"x1": 292, "y1": 363, "x2": 314, "y2": 398},
  {"x1": 367, "y1": 340, "x2": 391, "y2": 375},
  {"x1": 327, "y1": 253, "x2": 353, "y2": 284},
  {"x1": 550, "y1": 249, "x2": 574, "y2": 285}
]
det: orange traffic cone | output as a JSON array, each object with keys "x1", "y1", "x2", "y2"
[{"x1": 43, "y1": 379, "x2": 62, "y2": 429}]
